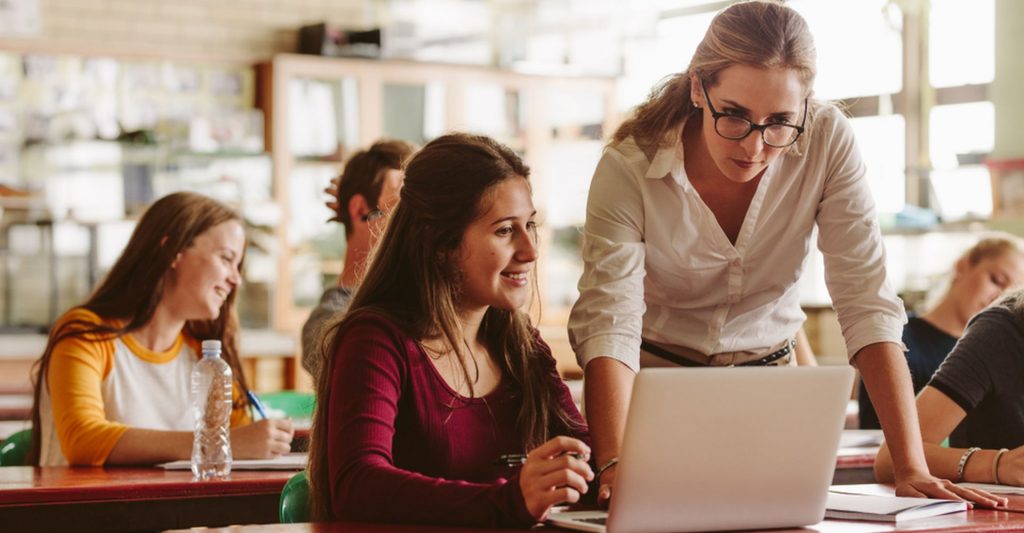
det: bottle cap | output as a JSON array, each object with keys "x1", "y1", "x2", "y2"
[{"x1": 201, "y1": 339, "x2": 222, "y2": 352}]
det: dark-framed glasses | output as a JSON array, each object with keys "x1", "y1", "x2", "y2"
[{"x1": 700, "y1": 79, "x2": 807, "y2": 148}]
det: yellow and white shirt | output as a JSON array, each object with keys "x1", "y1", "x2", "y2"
[{"x1": 39, "y1": 308, "x2": 250, "y2": 466}]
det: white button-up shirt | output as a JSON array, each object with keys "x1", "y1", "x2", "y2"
[{"x1": 568, "y1": 105, "x2": 906, "y2": 373}]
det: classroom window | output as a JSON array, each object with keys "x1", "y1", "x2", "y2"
[
  {"x1": 929, "y1": 102, "x2": 995, "y2": 170},
  {"x1": 929, "y1": 0, "x2": 995, "y2": 88},
  {"x1": 849, "y1": 114, "x2": 906, "y2": 214},
  {"x1": 929, "y1": 167, "x2": 993, "y2": 221},
  {"x1": 928, "y1": 102, "x2": 995, "y2": 220},
  {"x1": 789, "y1": 0, "x2": 902, "y2": 100},
  {"x1": 617, "y1": 11, "x2": 716, "y2": 110},
  {"x1": 788, "y1": 0, "x2": 905, "y2": 214}
]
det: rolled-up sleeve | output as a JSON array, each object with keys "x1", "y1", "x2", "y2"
[
  {"x1": 568, "y1": 146, "x2": 648, "y2": 373},
  {"x1": 815, "y1": 110, "x2": 906, "y2": 360}
]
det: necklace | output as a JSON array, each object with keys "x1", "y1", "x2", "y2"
[
  {"x1": 422, "y1": 338, "x2": 481, "y2": 388},
  {"x1": 462, "y1": 338, "x2": 481, "y2": 385}
]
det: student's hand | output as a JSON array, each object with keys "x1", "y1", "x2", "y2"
[
  {"x1": 518, "y1": 436, "x2": 594, "y2": 521},
  {"x1": 895, "y1": 470, "x2": 1007, "y2": 509},
  {"x1": 324, "y1": 176, "x2": 341, "y2": 221},
  {"x1": 231, "y1": 418, "x2": 295, "y2": 459}
]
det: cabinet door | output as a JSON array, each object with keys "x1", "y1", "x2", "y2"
[
  {"x1": 533, "y1": 87, "x2": 608, "y2": 320},
  {"x1": 458, "y1": 83, "x2": 525, "y2": 152},
  {"x1": 284, "y1": 77, "x2": 360, "y2": 308},
  {"x1": 382, "y1": 82, "x2": 446, "y2": 146}
]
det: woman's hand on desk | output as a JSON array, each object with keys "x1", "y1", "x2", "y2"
[
  {"x1": 896, "y1": 470, "x2": 1006, "y2": 509},
  {"x1": 231, "y1": 418, "x2": 294, "y2": 458},
  {"x1": 519, "y1": 436, "x2": 594, "y2": 520}
]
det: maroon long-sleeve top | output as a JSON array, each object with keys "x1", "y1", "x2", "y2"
[{"x1": 326, "y1": 312, "x2": 589, "y2": 527}]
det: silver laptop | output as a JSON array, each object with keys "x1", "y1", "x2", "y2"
[{"x1": 548, "y1": 366, "x2": 854, "y2": 533}]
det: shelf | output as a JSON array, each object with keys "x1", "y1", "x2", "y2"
[{"x1": 257, "y1": 53, "x2": 619, "y2": 332}]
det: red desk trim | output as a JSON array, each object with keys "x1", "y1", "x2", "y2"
[{"x1": 0, "y1": 466, "x2": 293, "y2": 505}]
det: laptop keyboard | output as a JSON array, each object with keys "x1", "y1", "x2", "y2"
[{"x1": 575, "y1": 517, "x2": 608, "y2": 525}]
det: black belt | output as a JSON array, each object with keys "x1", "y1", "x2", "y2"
[{"x1": 639, "y1": 339, "x2": 796, "y2": 367}]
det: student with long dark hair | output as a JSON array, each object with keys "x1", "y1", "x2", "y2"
[
  {"x1": 307, "y1": 133, "x2": 591, "y2": 527},
  {"x1": 30, "y1": 191, "x2": 293, "y2": 466}
]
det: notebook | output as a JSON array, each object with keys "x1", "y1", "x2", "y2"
[
  {"x1": 825, "y1": 491, "x2": 967, "y2": 522},
  {"x1": 547, "y1": 366, "x2": 854, "y2": 533}
]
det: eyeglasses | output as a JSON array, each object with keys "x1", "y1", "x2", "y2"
[
  {"x1": 699, "y1": 79, "x2": 807, "y2": 148},
  {"x1": 361, "y1": 209, "x2": 384, "y2": 222}
]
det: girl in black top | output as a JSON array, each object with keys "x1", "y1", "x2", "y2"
[
  {"x1": 876, "y1": 289, "x2": 1024, "y2": 487},
  {"x1": 860, "y1": 235, "x2": 1024, "y2": 429}
]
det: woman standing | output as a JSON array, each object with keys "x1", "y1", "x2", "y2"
[{"x1": 568, "y1": 0, "x2": 998, "y2": 505}]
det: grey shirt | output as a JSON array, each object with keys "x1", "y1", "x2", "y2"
[
  {"x1": 301, "y1": 286, "x2": 353, "y2": 381},
  {"x1": 928, "y1": 305, "x2": 1024, "y2": 450}
]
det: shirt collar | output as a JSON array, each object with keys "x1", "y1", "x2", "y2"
[{"x1": 643, "y1": 118, "x2": 689, "y2": 187}]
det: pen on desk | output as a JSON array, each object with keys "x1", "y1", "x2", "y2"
[{"x1": 246, "y1": 390, "x2": 269, "y2": 420}]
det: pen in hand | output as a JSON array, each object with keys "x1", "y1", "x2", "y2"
[
  {"x1": 497, "y1": 453, "x2": 528, "y2": 466},
  {"x1": 496, "y1": 451, "x2": 589, "y2": 467},
  {"x1": 246, "y1": 390, "x2": 269, "y2": 420}
]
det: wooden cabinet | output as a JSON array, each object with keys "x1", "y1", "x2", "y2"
[{"x1": 256, "y1": 54, "x2": 617, "y2": 375}]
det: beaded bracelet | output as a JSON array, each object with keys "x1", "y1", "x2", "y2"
[
  {"x1": 993, "y1": 448, "x2": 1009, "y2": 484},
  {"x1": 956, "y1": 447, "x2": 981, "y2": 481}
]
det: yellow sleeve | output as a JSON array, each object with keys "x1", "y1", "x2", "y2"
[
  {"x1": 47, "y1": 310, "x2": 129, "y2": 466},
  {"x1": 231, "y1": 381, "x2": 253, "y2": 427}
]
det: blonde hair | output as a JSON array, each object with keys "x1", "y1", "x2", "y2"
[
  {"x1": 613, "y1": 0, "x2": 819, "y2": 153},
  {"x1": 959, "y1": 234, "x2": 1023, "y2": 268},
  {"x1": 923, "y1": 233, "x2": 1024, "y2": 311}
]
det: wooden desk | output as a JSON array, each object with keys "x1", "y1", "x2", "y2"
[
  {"x1": 164, "y1": 483, "x2": 1024, "y2": 533},
  {"x1": 832, "y1": 430, "x2": 882, "y2": 485},
  {"x1": 0, "y1": 466, "x2": 294, "y2": 532},
  {"x1": 165, "y1": 506, "x2": 1024, "y2": 533},
  {"x1": 834, "y1": 450, "x2": 877, "y2": 485}
]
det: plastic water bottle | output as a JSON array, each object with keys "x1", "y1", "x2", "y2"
[{"x1": 191, "y1": 339, "x2": 233, "y2": 480}]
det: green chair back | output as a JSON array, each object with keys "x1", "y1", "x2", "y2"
[
  {"x1": 260, "y1": 391, "x2": 316, "y2": 420},
  {"x1": 0, "y1": 429, "x2": 32, "y2": 466},
  {"x1": 279, "y1": 470, "x2": 311, "y2": 523}
]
